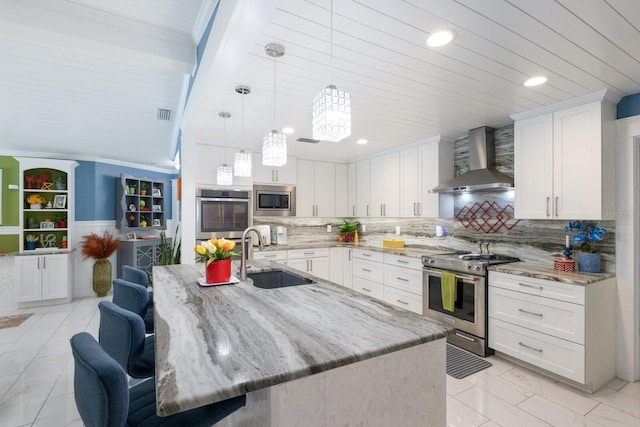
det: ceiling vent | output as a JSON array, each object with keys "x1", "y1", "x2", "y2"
[
  {"x1": 156, "y1": 108, "x2": 172, "y2": 121},
  {"x1": 297, "y1": 137, "x2": 320, "y2": 144}
]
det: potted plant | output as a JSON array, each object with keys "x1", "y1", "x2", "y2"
[
  {"x1": 128, "y1": 183, "x2": 136, "y2": 195},
  {"x1": 140, "y1": 182, "x2": 148, "y2": 196},
  {"x1": 25, "y1": 234, "x2": 38, "y2": 250},
  {"x1": 194, "y1": 237, "x2": 239, "y2": 283},
  {"x1": 566, "y1": 220, "x2": 606, "y2": 273},
  {"x1": 338, "y1": 219, "x2": 360, "y2": 242},
  {"x1": 53, "y1": 176, "x2": 66, "y2": 190},
  {"x1": 55, "y1": 215, "x2": 67, "y2": 228},
  {"x1": 26, "y1": 194, "x2": 46, "y2": 209},
  {"x1": 79, "y1": 231, "x2": 121, "y2": 296}
]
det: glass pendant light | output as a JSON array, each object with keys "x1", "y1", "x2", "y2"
[
  {"x1": 312, "y1": 0, "x2": 351, "y2": 143},
  {"x1": 234, "y1": 85, "x2": 252, "y2": 177},
  {"x1": 216, "y1": 164, "x2": 233, "y2": 186},
  {"x1": 262, "y1": 43, "x2": 287, "y2": 167}
]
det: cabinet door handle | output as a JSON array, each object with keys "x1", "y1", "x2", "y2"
[
  {"x1": 555, "y1": 196, "x2": 559, "y2": 217},
  {"x1": 362, "y1": 268, "x2": 372, "y2": 272},
  {"x1": 265, "y1": 254, "x2": 277, "y2": 258},
  {"x1": 37, "y1": 257, "x2": 40, "y2": 269},
  {"x1": 455, "y1": 332, "x2": 476, "y2": 342},
  {"x1": 43, "y1": 257, "x2": 46, "y2": 269},
  {"x1": 518, "y1": 308, "x2": 543, "y2": 317},
  {"x1": 366, "y1": 205, "x2": 370, "y2": 216},
  {"x1": 396, "y1": 277, "x2": 409, "y2": 282},
  {"x1": 380, "y1": 205, "x2": 384, "y2": 216},
  {"x1": 418, "y1": 202, "x2": 422, "y2": 216},
  {"x1": 518, "y1": 342, "x2": 543, "y2": 352},
  {"x1": 303, "y1": 252, "x2": 314, "y2": 256},
  {"x1": 348, "y1": 249, "x2": 352, "y2": 261},
  {"x1": 413, "y1": 202, "x2": 417, "y2": 216},
  {"x1": 396, "y1": 260, "x2": 409, "y2": 264},
  {"x1": 352, "y1": 205, "x2": 356, "y2": 216},
  {"x1": 518, "y1": 283, "x2": 543, "y2": 291},
  {"x1": 396, "y1": 299, "x2": 409, "y2": 305},
  {"x1": 362, "y1": 287, "x2": 372, "y2": 292},
  {"x1": 546, "y1": 197, "x2": 550, "y2": 217},
  {"x1": 362, "y1": 253, "x2": 371, "y2": 257}
]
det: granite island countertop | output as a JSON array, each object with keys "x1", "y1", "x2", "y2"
[
  {"x1": 152, "y1": 261, "x2": 452, "y2": 416},
  {"x1": 256, "y1": 241, "x2": 454, "y2": 259},
  {"x1": 489, "y1": 261, "x2": 615, "y2": 285}
]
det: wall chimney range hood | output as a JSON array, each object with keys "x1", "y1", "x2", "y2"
[{"x1": 430, "y1": 126, "x2": 514, "y2": 194}]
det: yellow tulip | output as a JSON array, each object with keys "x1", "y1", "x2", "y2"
[
  {"x1": 210, "y1": 238, "x2": 218, "y2": 246},
  {"x1": 222, "y1": 242, "x2": 233, "y2": 252},
  {"x1": 194, "y1": 245, "x2": 207, "y2": 255},
  {"x1": 227, "y1": 241, "x2": 236, "y2": 250}
]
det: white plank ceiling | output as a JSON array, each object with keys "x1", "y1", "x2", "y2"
[{"x1": 1, "y1": 0, "x2": 640, "y2": 167}]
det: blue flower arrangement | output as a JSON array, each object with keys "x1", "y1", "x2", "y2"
[{"x1": 566, "y1": 221, "x2": 606, "y2": 253}]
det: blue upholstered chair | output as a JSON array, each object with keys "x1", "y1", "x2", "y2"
[
  {"x1": 98, "y1": 301, "x2": 155, "y2": 379},
  {"x1": 70, "y1": 332, "x2": 246, "y2": 427},
  {"x1": 122, "y1": 266, "x2": 154, "y2": 332},
  {"x1": 112, "y1": 278, "x2": 153, "y2": 333}
]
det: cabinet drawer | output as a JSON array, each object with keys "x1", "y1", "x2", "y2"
[
  {"x1": 489, "y1": 286, "x2": 585, "y2": 344},
  {"x1": 383, "y1": 286, "x2": 422, "y2": 314},
  {"x1": 383, "y1": 265, "x2": 422, "y2": 296},
  {"x1": 352, "y1": 276, "x2": 384, "y2": 299},
  {"x1": 253, "y1": 250, "x2": 287, "y2": 261},
  {"x1": 287, "y1": 248, "x2": 330, "y2": 259},
  {"x1": 353, "y1": 259, "x2": 384, "y2": 283},
  {"x1": 383, "y1": 253, "x2": 423, "y2": 270},
  {"x1": 353, "y1": 249, "x2": 383, "y2": 263},
  {"x1": 489, "y1": 271, "x2": 585, "y2": 305},
  {"x1": 489, "y1": 318, "x2": 585, "y2": 383}
]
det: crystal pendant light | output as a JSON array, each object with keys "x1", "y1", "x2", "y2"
[
  {"x1": 234, "y1": 85, "x2": 252, "y2": 177},
  {"x1": 216, "y1": 164, "x2": 233, "y2": 186},
  {"x1": 262, "y1": 43, "x2": 287, "y2": 167},
  {"x1": 312, "y1": 0, "x2": 351, "y2": 143}
]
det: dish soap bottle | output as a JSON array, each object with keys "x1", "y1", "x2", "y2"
[{"x1": 354, "y1": 230, "x2": 359, "y2": 245}]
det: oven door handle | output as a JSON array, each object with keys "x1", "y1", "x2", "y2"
[
  {"x1": 423, "y1": 268, "x2": 481, "y2": 283},
  {"x1": 198, "y1": 197, "x2": 249, "y2": 203}
]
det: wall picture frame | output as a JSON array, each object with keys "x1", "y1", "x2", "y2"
[
  {"x1": 152, "y1": 219, "x2": 161, "y2": 227},
  {"x1": 53, "y1": 195, "x2": 67, "y2": 209},
  {"x1": 40, "y1": 221, "x2": 54, "y2": 229},
  {"x1": 126, "y1": 232, "x2": 136, "y2": 240}
]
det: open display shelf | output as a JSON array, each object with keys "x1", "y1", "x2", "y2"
[{"x1": 116, "y1": 174, "x2": 166, "y2": 231}]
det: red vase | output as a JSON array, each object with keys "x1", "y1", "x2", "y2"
[{"x1": 205, "y1": 259, "x2": 232, "y2": 284}]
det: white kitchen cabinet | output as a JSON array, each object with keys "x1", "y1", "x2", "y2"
[
  {"x1": 488, "y1": 271, "x2": 615, "y2": 392},
  {"x1": 335, "y1": 163, "x2": 348, "y2": 217},
  {"x1": 352, "y1": 249, "x2": 384, "y2": 298},
  {"x1": 512, "y1": 92, "x2": 615, "y2": 220},
  {"x1": 383, "y1": 253, "x2": 423, "y2": 314},
  {"x1": 252, "y1": 153, "x2": 296, "y2": 184},
  {"x1": 286, "y1": 248, "x2": 329, "y2": 280},
  {"x1": 346, "y1": 163, "x2": 357, "y2": 217},
  {"x1": 356, "y1": 160, "x2": 371, "y2": 217},
  {"x1": 296, "y1": 160, "x2": 335, "y2": 217},
  {"x1": 195, "y1": 144, "x2": 253, "y2": 187},
  {"x1": 370, "y1": 153, "x2": 399, "y2": 217},
  {"x1": 342, "y1": 247, "x2": 353, "y2": 289},
  {"x1": 15, "y1": 253, "x2": 70, "y2": 303},
  {"x1": 329, "y1": 247, "x2": 343, "y2": 286},
  {"x1": 253, "y1": 250, "x2": 287, "y2": 264},
  {"x1": 399, "y1": 146, "x2": 420, "y2": 217}
]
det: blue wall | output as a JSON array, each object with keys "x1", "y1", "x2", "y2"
[
  {"x1": 617, "y1": 93, "x2": 640, "y2": 119},
  {"x1": 75, "y1": 161, "x2": 178, "y2": 221}
]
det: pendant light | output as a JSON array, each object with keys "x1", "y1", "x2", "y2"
[
  {"x1": 234, "y1": 85, "x2": 252, "y2": 177},
  {"x1": 216, "y1": 111, "x2": 233, "y2": 185},
  {"x1": 312, "y1": 0, "x2": 351, "y2": 143},
  {"x1": 262, "y1": 43, "x2": 287, "y2": 167}
]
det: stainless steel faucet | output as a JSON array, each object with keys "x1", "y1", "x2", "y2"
[{"x1": 239, "y1": 227, "x2": 264, "y2": 280}]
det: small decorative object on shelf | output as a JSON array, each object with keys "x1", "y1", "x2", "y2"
[
  {"x1": 566, "y1": 220, "x2": 606, "y2": 273},
  {"x1": 40, "y1": 182, "x2": 53, "y2": 190},
  {"x1": 25, "y1": 234, "x2": 38, "y2": 250},
  {"x1": 194, "y1": 238, "x2": 238, "y2": 284},
  {"x1": 338, "y1": 219, "x2": 360, "y2": 242},
  {"x1": 152, "y1": 188, "x2": 161, "y2": 197},
  {"x1": 53, "y1": 195, "x2": 66, "y2": 209},
  {"x1": 80, "y1": 231, "x2": 121, "y2": 296},
  {"x1": 26, "y1": 194, "x2": 45, "y2": 209},
  {"x1": 53, "y1": 176, "x2": 66, "y2": 190},
  {"x1": 140, "y1": 182, "x2": 148, "y2": 196}
]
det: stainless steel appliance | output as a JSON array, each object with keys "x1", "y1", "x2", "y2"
[
  {"x1": 196, "y1": 189, "x2": 251, "y2": 241},
  {"x1": 422, "y1": 251, "x2": 519, "y2": 356},
  {"x1": 253, "y1": 184, "x2": 296, "y2": 216}
]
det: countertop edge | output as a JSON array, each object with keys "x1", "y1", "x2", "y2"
[{"x1": 489, "y1": 261, "x2": 615, "y2": 285}]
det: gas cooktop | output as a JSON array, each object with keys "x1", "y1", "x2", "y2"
[{"x1": 422, "y1": 252, "x2": 520, "y2": 275}]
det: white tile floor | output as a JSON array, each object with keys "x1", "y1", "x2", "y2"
[{"x1": 1, "y1": 298, "x2": 639, "y2": 426}]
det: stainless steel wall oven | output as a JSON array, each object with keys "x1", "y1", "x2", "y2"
[{"x1": 196, "y1": 189, "x2": 251, "y2": 241}]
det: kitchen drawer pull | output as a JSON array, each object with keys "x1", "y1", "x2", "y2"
[
  {"x1": 265, "y1": 254, "x2": 277, "y2": 258},
  {"x1": 518, "y1": 342, "x2": 543, "y2": 353},
  {"x1": 518, "y1": 283, "x2": 543, "y2": 291},
  {"x1": 362, "y1": 253, "x2": 372, "y2": 257},
  {"x1": 396, "y1": 260, "x2": 409, "y2": 264},
  {"x1": 396, "y1": 299, "x2": 409, "y2": 305},
  {"x1": 362, "y1": 268, "x2": 372, "y2": 272},
  {"x1": 455, "y1": 332, "x2": 476, "y2": 342},
  {"x1": 518, "y1": 308, "x2": 543, "y2": 317},
  {"x1": 396, "y1": 277, "x2": 409, "y2": 282},
  {"x1": 303, "y1": 252, "x2": 314, "y2": 255},
  {"x1": 362, "y1": 287, "x2": 372, "y2": 292}
]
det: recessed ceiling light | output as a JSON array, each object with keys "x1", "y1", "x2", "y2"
[
  {"x1": 426, "y1": 30, "x2": 456, "y2": 48},
  {"x1": 524, "y1": 76, "x2": 547, "y2": 87},
  {"x1": 357, "y1": 139, "x2": 368, "y2": 145},
  {"x1": 282, "y1": 127, "x2": 295, "y2": 134}
]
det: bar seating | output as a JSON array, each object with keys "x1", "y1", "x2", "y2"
[
  {"x1": 112, "y1": 278, "x2": 153, "y2": 333},
  {"x1": 70, "y1": 332, "x2": 246, "y2": 427},
  {"x1": 98, "y1": 301, "x2": 154, "y2": 379},
  {"x1": 121, "y1": 265, "x2": 154, "y2": 332}
]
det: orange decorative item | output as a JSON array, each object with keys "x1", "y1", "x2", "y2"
[
  {"x1": 205, "y1": 259, "x2": 232, "y2": 284},
  {"x1": 554, "y1": 258, "x2": 575, "y2": 272}
]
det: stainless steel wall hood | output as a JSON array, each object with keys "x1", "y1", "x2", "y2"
[{"x1": 430, "y1": 126, "x2": 514, "y2": 193}]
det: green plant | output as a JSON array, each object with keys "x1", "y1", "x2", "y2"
[
  {"x1": 566, "y1": 220, "x2": 606, "y2": 253},
  {"x1": 338, "y1": 219, "x2": 360, "y2": 236},
  {"x1": 53, "y1": 176, "x2": 65, "y2": 184},
  {"x1": 26, "y1": 234, "x2": 38, "y2": 242},
  {"x1": 140, "y1": 182, "x2": 148, "y2": 190},
  {"x1": 159, "y1": 225, "x2": 181, "y2": 266}
]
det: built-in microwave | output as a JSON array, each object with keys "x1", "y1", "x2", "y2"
[{"x1": 253, "y1": 184, "x2": 296, "y2": 216}]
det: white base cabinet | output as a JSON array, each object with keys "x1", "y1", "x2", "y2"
[
  {"x1": 286, "y1": 248, "x2": 329, "y2": 281},
  {"x1": 15, "y1": 253, "x2": 71, "y2": 303},
  {"x1": 488, "y1": 271, "x2": 615, "y2": 392}
]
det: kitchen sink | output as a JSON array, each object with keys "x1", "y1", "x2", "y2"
[{"x1": 248, "y1": 270, "x2": 314, "y2": 289}]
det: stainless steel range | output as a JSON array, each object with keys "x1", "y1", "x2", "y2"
[{"x1": 422, "y1": 250, "x2": 519, "y2": 356}]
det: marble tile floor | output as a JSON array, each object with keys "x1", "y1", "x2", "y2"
[{"x1": 1, "y1": 298, "x2": 639, "y2": 427}]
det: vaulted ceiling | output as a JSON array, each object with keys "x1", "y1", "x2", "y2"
[{"x1": 2, "y1": 0, "x2": 640, "y2": 168}]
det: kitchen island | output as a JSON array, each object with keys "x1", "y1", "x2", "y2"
[{"x1": 153, "y1": 261, "x2": 451, "y2": 426}]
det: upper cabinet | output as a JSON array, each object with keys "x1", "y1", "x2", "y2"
[
  {"x1": 252, "y1": 152, "x2": 296, "y2": 185},
  {"x1": 195, "y1": 144, "x2": 253, "y2": 187},
  {"x1": 116, "y1": 174, "x2": 167, "y2": 231},
  {"x1": 513, "y1": 91, "x2": 615, "y2": 220},
  {"x1": 346, "y1": 163, "x2": 357, "y2": 217},
  {"x1": 16, "y1": 157, "x2": 77, "y2": 252},
  {"x1": 296, "y1": 160, "x2": 336, "y2": 217},
  {"x1": 370, "y1": 153, "x2": 400, "y2": 217}
]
